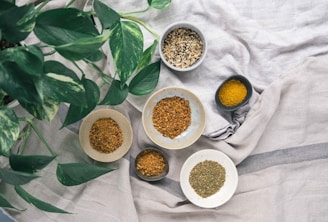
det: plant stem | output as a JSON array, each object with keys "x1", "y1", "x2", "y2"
[
  {"x1": 120, "y1": 7, "x2": 150, "y2": 16},
  {"x1": 120, "y1": 15, "x2": 160, "y2": 39},
  {"x1": 17, "y1": 124, "x2": 32, "y2": 155},
  {"x1": 65, "y1": 0, "x2": 76, "y2": 8},
  {"x1": 72, "y1": 61, "x2": 85, "y2": 77},
  {"x1": 35, "y1": 0, "x2": 51, "y2": 15},
  {"x1": 19, "y1": 117, "x2": 56, "y2": 157},
  {"x1": 84, "y1": 60, "x2": 113, "y2": 87}
]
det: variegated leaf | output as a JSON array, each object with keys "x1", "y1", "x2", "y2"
[
  {"x1": 42, "y1": 73, "x2": 86, "y2": 106},
  {"x1": 0, "y1": 63, "x2": 42, "y2": 104},
  {"x1": 109, "y1": 21, "x2": 143, "y2": 84},
  {"x1": 147, "y1": 0, "x2": 172, "y2": 9},
  {"x1": 35, "y1": 8, "x2": 99, "y2": 46},
  {"x1": 0, "y1": 45, "x2": 44, "y2": 77},
  {"x1": 93, "y1": 0, "x2": 120, "y2": 30},
  {"x1": 0, "y1": 107, "x2": 19, "y2": 156},
  {"x1": 61, "y1": 78, "x2": 100, "y2": 127},
  {"x1": 55, "y1": 32, "x2": 110, "y2": 61},
  {"x1": 19, "y1": 97, "x2": 59, "y2": 121},
  {"x1": 0, "y1": 2, "x2": 35, "y2": 42}
]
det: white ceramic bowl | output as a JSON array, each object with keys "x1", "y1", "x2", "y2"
[
  {"x1": 180, "y1": 149, "x2": 238, "y2": 208},
  {"x1": 79, "y1": 108, "x2": 133, "y2": 162},
  {"x1": 159, "y1": 21, "x2": 207, "y2": 72},
  {"x1": 142, "y1": 86, "x2": 206, "y2": 150}
]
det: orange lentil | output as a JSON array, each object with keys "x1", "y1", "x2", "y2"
[
  {"x1": 89, "y1": 118, "x2": 123, "y2": 153},
  {"x1": 152, "y1": 96, "x2": 191, "y2": 139},
  {"x1": 136, "y1": 150, "x2": 166, "y2": 177}
]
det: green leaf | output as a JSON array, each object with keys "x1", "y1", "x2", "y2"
[
  {"x1": 0, "y1": 3, "x2": 35, "y2": 42},
  {"x1": 110, "y1": 21, "x2": 143, "y2": 84},
  {"x1": 9, "y1": 154, "x2": 56, "y2": 173},
  {"x1": 61, "y1": 78, "x2": 100, "y2": 128},
  {"x1": 0, "y1": 193, "x2": 25, "y2": 211},
  {"x1": 99, "y1": 80, "x2": 128, "y2": 105},
  {"x1": 43, "y1": 60, "x2": 79, "y2": 81},
  {"x1": 0, "y1": 62, "x2": 42, "y2": 104},
  {"x1": 15, "y1": 186, "x2": 71, "y2": 214},
  {"x1": 137, "y1": 39, "x2": 158, "y2": 71},
  {"x1": 0, "y1": 106, "x2": 20, "y2": 156},
  {"x1": 147, "y1": 0, "x2": 172, "y2": 9},
  {"x1": 19, "y1": 97, "x2": 59, "y2": 121},
  {"x1": 56, "y1": 163, "x2": 114, "y2": 186},
  {"x1": 85, "y1": 50, "x2": 104, "y2": 62},
  {"x1": 129, "y1": 60, "x2": 160, "y2": 95},
  {"x1": 34, "y1": 8, "x2": 99, "y2": 46},
  {"x1": 0, "y1": 45, "x2": 44, "y2": 77},
  {"x1": 54, "y1": 32, "x2": 110, "y2": 61},
  {"x1": 0, "y1": 168, "x2": 39, "y2": 185},
  {"x1": 42, "y1": 62, "x2": 86, "y2": 106},
  {"x1": 93, "y1": 0, "x2": 120, "y2": 30}
]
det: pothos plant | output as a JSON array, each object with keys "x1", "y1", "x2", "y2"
[{"x1": 0, "y1": 0, "x2": 171, "y2": 213}]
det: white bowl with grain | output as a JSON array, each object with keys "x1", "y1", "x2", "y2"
[
  {"x1": 142, "y1": 86, "x2": 206, "y2": 150},
  {"x1": 79, "y1": 108, "x2": 133, "y2": 162},
  {"x1": 159, "y1": 21, "x2": 207, "y2": 72}
]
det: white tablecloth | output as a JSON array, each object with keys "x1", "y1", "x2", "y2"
[{"x1": 2, "y1": 0, "x2": 328, "y2": 221}]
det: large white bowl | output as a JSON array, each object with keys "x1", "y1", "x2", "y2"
[
  {"x1": 142, "y1": 87, "x2": 205, "y2": 150},
  {"x1": 79, "y1": 108, "x2": 133, "y2": 162},
  {"x1": 180, "y1": 149, "x2": 238, "y2": 208}
]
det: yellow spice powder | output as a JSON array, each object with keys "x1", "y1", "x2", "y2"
[{"x1": 218, "y1": 79, "x2": 247, "y2": 107}]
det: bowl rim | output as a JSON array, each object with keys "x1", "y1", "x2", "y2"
[
  {"x1": 215, "y1": 74, "x2": 253, "y2": 112},
  {"x1": 79, "y1": 108, "x2": 133, "y2": 162},
  {"x1": 142, "y1": 86, "x2": 206, "y2": 150},
  {"x1": 159, "y1": 21, "x2": 207, "y2": 72},
  {"x1": 179, "y1": 149, "x2": 238, "y2": 208},
  {"x1": 134, "y1": 147, "x2": 169, "y2": 181}
]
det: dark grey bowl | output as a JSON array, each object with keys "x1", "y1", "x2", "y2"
[
  {"x1": 135, "y1": 147, "x2": 169, "y2": 181},
  {"x1": 215, "y1": 75, "x2": 253, "y2": 112}
]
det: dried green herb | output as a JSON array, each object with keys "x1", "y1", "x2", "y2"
[{"x1": 189, "y1": 160, "x2": 226, "y2": 198}]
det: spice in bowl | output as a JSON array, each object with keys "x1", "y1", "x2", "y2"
[
  {"x1": 89, "y1": 118, "x2": 123, "y2": 153},
  {"x1": 189, "y1": 160, "x2": 226, "y2": 198},
  {"x1": 160, "y1": 21, "x2": 207, "y2": 72},
  {"x1": 152, "y1": 96, "x2": 191, "y2": 139},
  {"x1": 215, "y1": 75, "x2": 253, "y2": 111},
  {"x1": 135, "y1": 148, "x2": 169, "y2": 181},
  {"x1": 218, "y1": 79, "x2": 247, "y2": 107}
]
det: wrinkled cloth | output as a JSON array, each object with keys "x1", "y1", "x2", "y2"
[{"x1": 2, "y1": 0, "x2": 328, "y2": 221}]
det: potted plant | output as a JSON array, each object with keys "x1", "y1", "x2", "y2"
[{"x1": 0, "y1": 0, "x2": 171, "y2": 213}]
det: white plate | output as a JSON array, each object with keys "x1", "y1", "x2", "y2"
[
  {"x1": 142, "y1": 87, "x2": 206, "y2": 150},
  {"x1": 180, "y1": 149, "x2": 238, "y2": 208},
  {"x1": 79, "y1": 108, "x2": 133, "y2": 162}
]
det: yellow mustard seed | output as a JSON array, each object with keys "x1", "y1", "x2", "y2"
[{"x1": 218, "y1": 79, "x2": 247, "y2": 107}]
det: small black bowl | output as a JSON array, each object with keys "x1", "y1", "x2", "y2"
[
  {"x1": 135, "y1": 147, "x2": 169, "y2": 181},
  {"x1": 215, "y1": 75, "x2": 253, "y2": 112}
]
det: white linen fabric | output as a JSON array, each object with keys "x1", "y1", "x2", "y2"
[{"x1": 1, "y1": 0, "x2": 328, "y2": 221}]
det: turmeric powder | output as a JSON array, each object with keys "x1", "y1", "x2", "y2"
[{"x1": 218, "y1": 79, "x2": 247, "y2": 107}]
